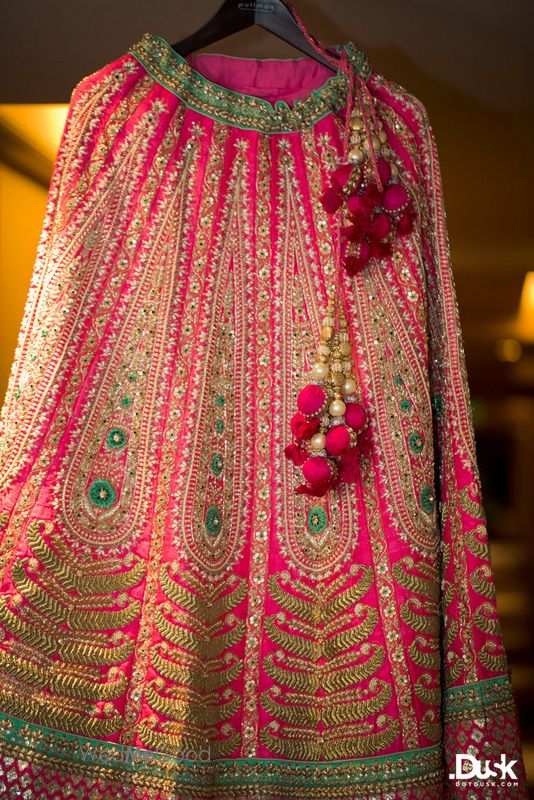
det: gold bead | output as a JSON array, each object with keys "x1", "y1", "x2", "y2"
[
  {"x1": 311, "y1": 362, "x2": 329, "y2": 380},
  {"x1": 351, "y1": 115, "x2": 364, "y2": 130},
  {"x1": 310, "y1": 432, "x2": 326, "y2": 451},
  {"x1": 321, "y1": 326, "x2": 333, "y2": 341},
  {"x1": 343, "y1": 377, "x2": 357, "y2": 395},
  {"x1": 329, "y1": 399, "x2": 346, "y2": 417}
]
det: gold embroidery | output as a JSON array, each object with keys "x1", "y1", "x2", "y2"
[
  {"x1": 360, "y1": 470, "x2": 420, "y2": 748},
  {"x1": 26, "y1": 520, "x2": 146, "y2": 593},
  {"x1": 0, "y1": 647, "x2": 127, "y2": 700},
  {"x1": 143, "y1": 566, "x2": 244, "y2": 754},
  {"x1": 0, "y1": 684, "x2": 123, "y2": 737},
  {"x1": 260, "y1": 567, "x2": 395, "y2": 759},
  {"x1": 0, "y1": 60, "x2": 145, "y2": 499},
  {"x1": 58, "y1": 118, "x2": 202, "y2": 555}
]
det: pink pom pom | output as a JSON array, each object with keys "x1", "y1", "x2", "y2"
[
  {"x1": 369, "y1": 238, "x2": 392, "y2": 258},
  {"x1": 343, "y1": 255, "x2": 367, "y2": 276},
  {"x1": 347, "y1": 192, "x2": 371, "y2": 216},
  {"x1": 362, "y1": 183, "x2": 383, "y2": 208},
  {"x1": 341, "y1": 209, "x2": 371, "y2": 242},
  {"x1": 397, "y1": 204, "x2": 416, "y2": 235},
  {"x1": 383, "y1": 183, "x2": 409, "y2": 213},
  {"x1": 297, "y1": 384, "x2": 326, "y2": 416},
  {"x1": 345, "y1": 402, "x2": 367, "y2": 431},
  {"x1": 302, "y1": 455, "x2": 331, "y2": 486},
  {"x1": 330, "y1": 163, "x2": 354, "y2": 190},
  {"x1": 343, "y1": 240, "x2": 371, "y2": 275},
  {"x1": 290, "y1": 412, "x2": 321, "y2": 441},
  {"x1": 284, "y1": 443, "x2": 309, "y2": 466},
  {"x1": 377, "y1": 155, "x2": 392, "y2": 185},
  {"x1": 368, "y1": 212, "x2": 392, "y2": 241},
  {"x1": 325, "y1": 425, "x2": 351, "y2": 455},
  {"x1": 320, "y1": 186, "x2": 343, "y2": 213}
]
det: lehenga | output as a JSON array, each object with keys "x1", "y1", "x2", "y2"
[{"x1": 0, "y1": 30, "x2": 529, "y2": 800}]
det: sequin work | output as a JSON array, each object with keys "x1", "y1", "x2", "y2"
[{"x1": 0, "y1": 31, "x2": 528, "y2": 800}]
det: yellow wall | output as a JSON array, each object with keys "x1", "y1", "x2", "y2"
[{"x1": 0, "y1": 163, "x2": 48, "y2": 405}]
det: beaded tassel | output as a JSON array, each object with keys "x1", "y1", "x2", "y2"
[
  {"x1": 283, "y1": 2, "x2": 415, "y2": 496},
  {"x1": 285, "y1": 289, "x2": 367, "y2": 497}
]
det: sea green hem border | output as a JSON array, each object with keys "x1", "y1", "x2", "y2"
[
  {"x1": 127, "y1": 32, "x2": 373, "y2": 134},
  {"x1": 442, "y1": 672, "x2": 516, "y2": 720},
  {"x1": 0, "y1": 708, "x2": 443, "y2": 788}
]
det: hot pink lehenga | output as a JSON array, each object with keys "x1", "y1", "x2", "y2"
[{"x1": 0, "y1": 30, "x2": 528, "y2": 799}]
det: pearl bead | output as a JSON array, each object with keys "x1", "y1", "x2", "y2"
[
  {"x1": 311, "y1": 362, "x2": 328, "y2": 380},
  {"x1": 343, "y1": 378, "x2": 357, "y2": 395},
  {"x1": 329, "y1": 399, "x2": 346, "y2": 417},
  {"x1": 391, "y1": 163, "x2": 399, "y2": 176},
  {"x1": 348, "y1": 147, "x2": 364, "y2": 163},
  {"x1": 310, "y1": 432, "x2": 326, "y2": 450}
]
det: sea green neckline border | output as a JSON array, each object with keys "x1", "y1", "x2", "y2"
[
  {"x1": 128, "y1": 32, "x2": 373, "y2": 133},
  {"x1": 0, "y1": 708, "x2": 442, "y2": 788}
]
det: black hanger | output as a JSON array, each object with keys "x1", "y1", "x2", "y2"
[{"x1": 170, "y1": 0, "x2": 341, "y2": 72}]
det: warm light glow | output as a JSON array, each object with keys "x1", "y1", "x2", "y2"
[
  {"x1": 495, "y1": 338, "x2": 522, "y2": 363},
  {"x1": 517, "y1": 271, "x2": 534, "y2": 342},
  {"x1": 0, "y1": 104, "x2": 68, "y2": 162}
]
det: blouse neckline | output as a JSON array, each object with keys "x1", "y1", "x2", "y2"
[{"x1": 128, "y1": 32, "x2": 373, "y2": 134}]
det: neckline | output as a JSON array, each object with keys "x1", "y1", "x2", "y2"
[{"x1": 128, "y1": 32, "x2": 373, "y2": 133}]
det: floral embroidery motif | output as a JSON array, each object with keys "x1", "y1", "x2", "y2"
[
  {"x1": 210, "y1": 453, "x2": 224, "y2": 475},
  {"x1": 409, "y1": 432, "x2": 425, "y2": 453},
  {"x1": 87, "y1": 479, "x2": 117, "y2": 508},
  {"x1": 307, "y1": 505, "x2": 328, "y2": 534},
  {"x1": 205, "y1": 504, "x2": 222, "y2": 535},
  {"x1": 106, "y1": 427, "x2": 127, "y2": 449},
  {"x1": 419, "y1": 485, "x2": 435, "y2": 514}
]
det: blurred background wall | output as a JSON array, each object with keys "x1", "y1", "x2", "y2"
[{"x1": 1, "y1": 0, "x2": 534, "y2": 793}]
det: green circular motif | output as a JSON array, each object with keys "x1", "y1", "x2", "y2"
[
  {"x1": 393, "y1": 375, "x2": 404, "y2": 386},
  {"x1": 128, "y1": 371, "x2": 137, "y2": 382},
  {"x1": 307, "y1": 505, "x2": 328, "y2": 534},
  {"x1": 205, "y1": 505, "x2": 222, "y2": 535},
  {"x1": 120, "y1": 396, "x2": 132, "y2": 408},
  {"x1": 215, "y1": 419, "x2": 224, "y2": 433},
  {"x1": 400, "y1": 399, "x2": 411, "y2": 412},
  {"x1": 107, "y1": 428, "x2": 127, "y2": 449},
  {"x1": 409, "y1": 432, "x2": 425, "y2": 453},
  {"x1": 215, "y1": 396, "x2": 225, "y2": 406},
  {"x1": 431, "y1": 395, "x2": 443, "y2": 414},
  {"x1": 419, "y1": 486, "x2": 435, "y2": 514},
  {"x1": 87, "y1": 479, "x2": 117, "y2": 508},
  {"x1": 210, "y1": 454, "x2": 224, "y2": 476}
]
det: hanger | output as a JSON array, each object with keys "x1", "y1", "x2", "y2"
[{"x1": 170, "y1": 0, "x2": 341, "y2": 72}]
